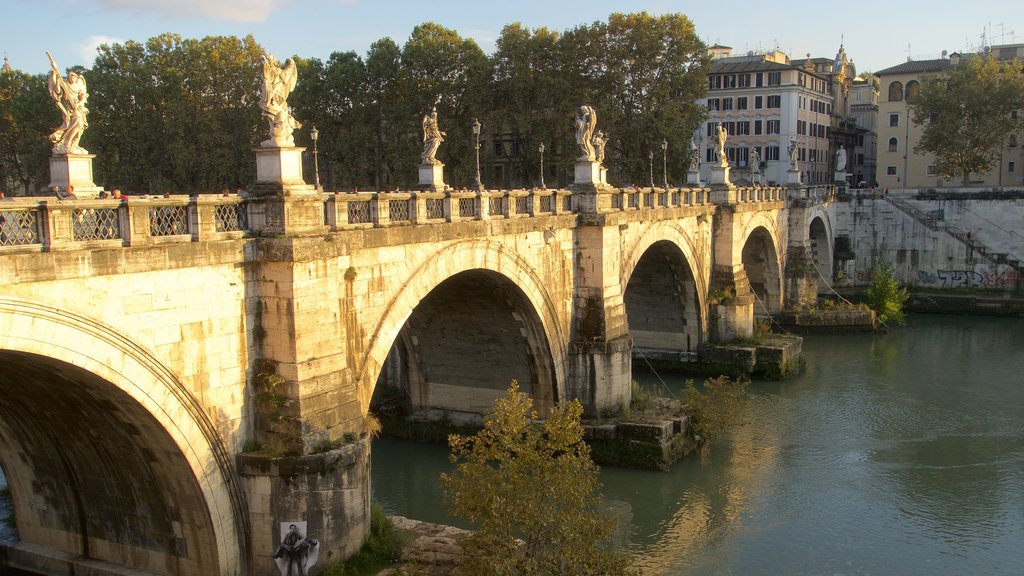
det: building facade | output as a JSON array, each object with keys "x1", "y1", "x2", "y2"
[
  {"x1": 849, "y1": 76, "x2": 879, "y2": 186},
  {"x1": 699, "y1": 45, "x2": 862, "y2": 186},
  {"x1": 876, "y1": 43, "x2": 1024, "y2": 189}
]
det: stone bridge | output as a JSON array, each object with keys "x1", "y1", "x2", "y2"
[{"x1": 0, "y1": 179, "x2": 834, "y2": 575}]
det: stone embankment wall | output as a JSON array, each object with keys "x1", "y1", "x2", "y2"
[{"x1": 832, "y1": 190, "x2": 1023, "y2": 290}]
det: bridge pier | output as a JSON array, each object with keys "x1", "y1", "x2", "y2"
[{"x1": 709, "y1": 183, "x2": 756, "y2": 340}]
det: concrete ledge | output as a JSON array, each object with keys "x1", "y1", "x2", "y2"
[{"x1": 1, "y1": 542, "x2": 163, "y2": 575}]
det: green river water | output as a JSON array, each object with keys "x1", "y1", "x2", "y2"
[{"x1": 371, "y1": 314, "x2": 1024, "y2": 575}]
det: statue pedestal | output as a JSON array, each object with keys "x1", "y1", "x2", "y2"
[
  {"x1": 687, "y1": 170, "x2": 701, "y2": 186},
  {"x1": 418, "y1": 163, "x2": 445, "y2": 191},
  {"x1": 48, "y1": 153, "x2": 103, "y2": 195},
  {"x1": 255, "y1": 146, "x2": 307, "y2": 187},
  {"x1": 786, "y1": 169, "x2": 802, "y2": 185},
  {"x1": 834, "y1": 171, "x2": 847, "y2": 184},
  {"x1": 574, "y1": 161, "x2": 601, "y2": 185},
  {"x1": 709, "y1": 164, "x2": 731, "y2": 186}
]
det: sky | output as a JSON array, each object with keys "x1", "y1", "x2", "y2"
[{"x1": 2, "y1": 0, "x2": 1020, "y2": 76}]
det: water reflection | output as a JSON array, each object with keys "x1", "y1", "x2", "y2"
[{"x1": 373, "y1": 315, "x2": 1024, "y2": 575}]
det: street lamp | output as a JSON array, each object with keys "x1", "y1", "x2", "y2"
[
  {"x1": 662, "y1": 138, "x2": 669, "y2": 190},
  {"x1": 648, "y1": 150, "x2": 655, "y2": 189},
  {"x1": 538, "y1": 142, "x2": 546, "y2": 189},
  {"x1": 471, "y1": 118, "x2": 482, "y2": 191},
  {"x1": 310, "y1": 125, "x2": 321, "y2": 191}
]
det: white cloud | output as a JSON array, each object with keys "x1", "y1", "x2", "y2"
[
  {"x1": 76, "y1": 35, "x2": 124, "y2": 63},
  {"x1": 91, "y1": 0, "x2": 283, "y2": 23}
]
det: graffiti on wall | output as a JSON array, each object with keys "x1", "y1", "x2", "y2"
[{"x1": 917, "y1": 269, "x2": 1020, "y2": 289}]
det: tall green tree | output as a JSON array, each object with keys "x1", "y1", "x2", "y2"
[
  {"x1": 89, "y1": 34, "x2": 264, "y2": 193},
  {"x1": 908, "y1": 54, "x2": 1024, "y2": 184},
  {"x1": 442, "y1": 382, "x2": 634, "y2": 576},
  {"x1": 0, "y1": 69, "x2": 51, "y2": 194}
]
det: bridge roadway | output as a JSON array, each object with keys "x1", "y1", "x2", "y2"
[{"x1": 0, "y1": 181, "x2": 834, "y2": 575}]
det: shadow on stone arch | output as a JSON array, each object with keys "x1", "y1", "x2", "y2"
[
  {"x1": 0, "y1": 350, "x2": 222, "y2": 575},
  {"x1": 742, "y1": 226, "x2": 783, "y2": 315},
  {"x1": 624, "y1": 240, "x2": 704, "y2": 366},
  {"x1": 371, "y1": 269, "x2": 557, "y2": 425}
]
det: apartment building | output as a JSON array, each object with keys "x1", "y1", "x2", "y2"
[
  {"x1": 876, "y1": 43, "x2": 1024, "y2": 189},
  {"x1": 699, "y1": 45, "x2": 863, "y2": 186}
]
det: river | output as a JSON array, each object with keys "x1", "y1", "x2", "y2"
[{"x1": 371, "y1": 314, "x2": 1024, "y2": 575}]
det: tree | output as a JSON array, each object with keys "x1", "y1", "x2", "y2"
[
  {"x1": 866, "y1": 262, "x2": 909, "y2": 326},
  {"x1": 442, "y1": 382, "x2": 634, "y2": 576},
  {"x1": 908, "y1": 54, "x2": 1024, "y2": 184},
  {"x1": 0, "y1": 69, "x2": 51, "y2": 194}
]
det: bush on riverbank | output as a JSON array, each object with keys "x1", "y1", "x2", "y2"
[
  {"x1": 321, "y1": 504, "x2": 402, "y2": 576},
  {"x1": 683, "y1": 375, "x2": 749, "y2": 440},
  {"x1": 867, "y1": 262, "x2": 909, "y2": 325},
  {"x1": 442, "y1": 382, "x2": 636, "y2": 576}
]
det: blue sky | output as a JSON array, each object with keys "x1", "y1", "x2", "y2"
[{"x1": 2, "y1": 0, "x2": 1019, "y2": 76}]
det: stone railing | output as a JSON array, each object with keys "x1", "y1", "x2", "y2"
[{"x1": 0, "y1": 195, "x2": 247, "y2": 251}]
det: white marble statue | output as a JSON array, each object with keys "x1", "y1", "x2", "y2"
[
  {"x1": 575, "y1": 105, "x2": 596, "y2": 161},
  {"x1": 750, "y1": 146, "x2": 760, "y2": 174},
  {"x1": 788, "y1": 138, "x2": 799, "y2": 171},
  {"x1": 420, "y1": 107, "x2": 445, "y2": 165},
  {"x1": 592, "y1": 130, "x2": 607, "y2": 165},
  {"x1": 688, "y1": 137, "x2": 700, "y2": 171},
  {"x1": 46, "y1": 52, "x2": 89, "y2": 155},
  {"x1": 259, "y1": 53, "x2": 300, "y2": 147},
  {"x1": 712, "y1": 124, "x2": 728, "y2": 166},
  {"x1": 835, "y1": 145, "x2": 848, "y2": 172}
]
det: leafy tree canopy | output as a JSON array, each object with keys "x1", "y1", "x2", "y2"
[{"x1": 908, "y1": 54, "x2": 1024, "y2": 184}]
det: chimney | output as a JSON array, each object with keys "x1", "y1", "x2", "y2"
[{"x1": 949, "y1": 52, "x2": 961, "y2": 66}]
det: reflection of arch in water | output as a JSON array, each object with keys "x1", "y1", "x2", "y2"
[{"x1": 0, "y1": 297, "x2": 248, "y2": 575}]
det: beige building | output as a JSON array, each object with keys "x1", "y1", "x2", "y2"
[
  {"x1": 876, "y1": 43, "x2": 1024, "y2": 189},
  {"x1": 699, "y1": 45, "x2": 863, "y2": 186}
]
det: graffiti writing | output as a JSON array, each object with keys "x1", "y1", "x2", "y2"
[{"x1": 917, "y1": 269, "x2": 1020, "y2": 289}]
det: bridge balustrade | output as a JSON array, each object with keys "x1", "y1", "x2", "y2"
[{"x1": 0, "y1": 195, "x2": 248, "y2": 251}]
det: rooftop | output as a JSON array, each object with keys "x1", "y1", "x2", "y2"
[{"x1": 875, "y1": 59, "x2": 952, "y2": 76}]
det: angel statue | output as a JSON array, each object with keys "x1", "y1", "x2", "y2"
[
  {"x1": 420, "y1": 107, "x2": 445, "y2": 165},
  {"x1": 575, "y1": 105, "x2": 597, "y2": 161},
  {"x1": 46, "y1": 52, "x2": 89, "y2": 155},
  {"x1": 788, "y1": 138, "x2": 799, "y2": 171},
  {"x1": 592, "y1": 130, "x2": 607, "y2": 165},
  {"x1": 712, "y1": 123, "x2": 728, "y2": 166},
  {"x1": 259, "y1": 53, "x2": 301, "y2": 147}
]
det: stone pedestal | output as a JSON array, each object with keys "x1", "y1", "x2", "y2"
[
  {"x1": 834, "y1": 171, "x2": 847, "y2": 184},
  {"x1": 687, "y1": 170, "x2": 701, "y2": 186},
  {"x1": 255, "y1": 146, "x2": 307, "y2": 187},
  {"x1": 786, "y1": 169, "x2": 802, "y2": 185},
  {"x1": 709, "y1": 164, "x2": 731, "y2": 186},
  {"x1": 574, "y1": 160, "x2": 602, "y2": 185},
  {"x1": 418, "y1": 163, "x2": 445, "y2": 191},
  {"x1": 47, "y1": 154, "x2": 103, "y2": 195}
]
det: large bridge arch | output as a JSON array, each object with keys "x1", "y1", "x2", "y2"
[
  {"x1": 0, "y1": 297, "x2": 248, "y2": 576},
  {"x1": 359, "y1": 240, "x2": 568, "y2": 417},
  {"x1": 738, "y1": 213, "x2": 785, "y2": 314},
  {"x1": 808, "y1": 209, "x2": 834, "y2": 290},
  {"x1": 620, "y1": 221, "x2": 711, "y2": 357}
]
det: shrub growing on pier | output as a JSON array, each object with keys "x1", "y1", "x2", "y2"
[
  {"x1": 867, "y1": 262, "x2": 909, "y2": 326},
  {"x1": 442, "y1": 381, "x2": 634, "y2": 575}
]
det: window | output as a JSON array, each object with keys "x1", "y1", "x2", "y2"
[
  {"x1": 905, "y1": 80, "x2": 920, "y2": 100},
  {"x1": 797, "y1": 120, "x2": 806, "y2": 135},
  {"x1": 766, "y1": 146, "x2": 780, "y2": 160},
  {"x1": 1010, "y1": 134, "x2": 1018, "y2": 147},
  {"x1": 709, "y1": 76, "x2": 722, "y2": 90},
  {"x1": 886, "y1": 166, "x2": 898, "y2": 176},
  {"x1": 737, "y1": 96, "x2": 748, "y2": 110},
  {"x1": 707, "y1": 98, "x2": 720, "y2": 111},
  {"x1": 1010, "y1": 161, "x2": 1016, "y2": 173},
  {"x1": 739, "y1": 74, "x2": 751, "y2": 87},
  {"x1": 706, "y1": 122, "x2": 718, "y2": 137},
  {"x1": 724, "y1": 74, "x2": 737, "y2": 88},
  {"x1": 722, "y1": 97, "x2": 733, "y2": 111},
  {"x1": 767, "y1": 95, "x2": 781, "y2": 108},
  {"x1": 756, "y1": 72, "x2": 763, "y2": 87},
  {"x1": 888, "y1": 137, "x2": 898, "y2": 152},
  {"x1": 926, "y1": 165, "x2": 937, "y2": 176},
  {"x1": 754, "y1": 95, "x2": 763, "y2": 109},
  {"x1": 754, "y1": 120, "x2": 763, "y2": 135},
  {"x1": 767, "y1": 71, "x2": 781, "y2": 86},
  {"x1": 766, "y1": 119, "x2": 781, "y2": 134},
  {"x1": 857, "y1": 153, "x2": 864, "y2": 165},
  {"x1": 736, "y1": 147, "x2": 749, "y2": 165},
  {"x1": 706, "y1": 148, "x2": 716, "y2": 162},
  {"x1": 888, "y1": 81, "x2": 904, "y2": 102},
  {"x1": 889, "y1": 113, "x2": 899, "y2": 127},
  {"x1": 857, "y1": 135, "x2": 864, "y2": 146},
  {"x1": 735, "y1": 121, "x2": 750, "y2": 135}
]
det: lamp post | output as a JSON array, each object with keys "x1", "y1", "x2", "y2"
[
  {"x1": 662, "y1": 138, "x2": 669, "y2": 190},
  {"x1": 538, "y1": 142, "x2": 546, "y2": 189},
  {"x1": 310, "y1": 125, "x2": 321, "y2": 190},
  {"x1": 471, "y1": 118, "x2": 482, "y2": 191},
  {"x1": 648, "y1": 150, "x2": 655, "y2": 189}
]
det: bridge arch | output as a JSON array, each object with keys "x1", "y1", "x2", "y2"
[
  {"x1": 808, "y1": 209, "x2": 834, "y2": 290},
  {"x1": 0, "y1": 297, "x2": 248, "y2": 576},
  {"x1": 360, "y1": 240, "x2": 567, "y2": 417},
  {"x1": 620, "y1": 221, "x2": 710, "y2": 357},
  {"x1": 738, "y1": 213, "x2": 785, "y2": 314}
]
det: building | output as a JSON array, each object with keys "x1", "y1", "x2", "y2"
[
  {"x1": 848, "y1": 75, "x2": 879, "y2": 186},
  {"x1": 875, "y1": 43, "x2": 1024, "y2": 189},
  {"x1": 699, "y1": 45, "x2": 863, "y2": 186}
]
